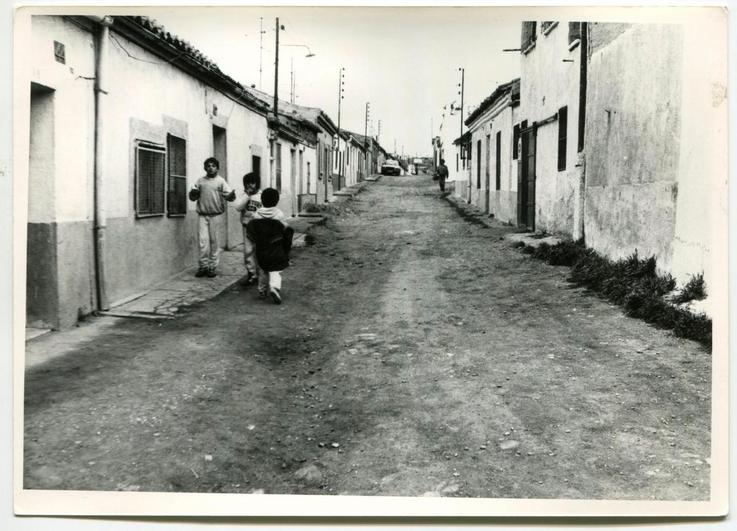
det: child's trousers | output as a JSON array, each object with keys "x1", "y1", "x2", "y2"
[
  {"x1": 258, "y1": 267, "x2": 282, "y2": 294},
  {"x1": 241, "y1": 226, "x2": 257, "y2": 275},
  {"x1": 198, "y1": 214, "x2": 224, "y2": 270}
]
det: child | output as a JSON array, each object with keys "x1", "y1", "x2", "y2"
[
  {"x1": 233, "y1": 172, "x2": 262, "y2": 285},
  {"x1": 188, "y1": 157, "x2": 235, "y2": 278},
  {"x1": 246, "y1": 188, "x2": 294, "y2": 304}
]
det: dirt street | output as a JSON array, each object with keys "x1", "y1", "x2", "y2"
[{"x1": 24, "y1": 175, "x2": 711, "y2": 499}]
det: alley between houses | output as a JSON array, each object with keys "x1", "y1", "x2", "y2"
[{"x1": 24, "y1": 175, "x2": 711, "y2": 500}]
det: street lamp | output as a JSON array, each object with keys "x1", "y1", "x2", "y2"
[
  {"x1": 282, "y1": 43, "x2": 316, "y2": 58},
  {"x1": 282, "y1": 45, "x2": 316, "y2": 103}
]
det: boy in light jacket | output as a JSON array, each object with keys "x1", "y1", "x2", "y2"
[{"x1": 188, "y1": 157, "x2": 235, "y2": 277}]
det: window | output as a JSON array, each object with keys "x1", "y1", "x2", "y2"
[
  {"x1": 495, "y1": 131, "x2": 501, "y2": 190},
  {"x1": 275, "y1": 142, "x2": 282, "y2": 190},
  {"x1": 521, "y1": 21, "x2": 537, "y2": 52},
  {"x1": 269, "y1": 141, "x2": 274, "y2": 188},
  {"x1": 135, "y1": 142, "x2": 165, "y2": 217},
  {"x1": 513, "y1": 124, "x2": 520, "y2": 160},
  {"x1": 541, "y1": 21, "x2": 558, "y2": 35},
  {"x1": 166, "y1": 135, "x2": 187, "y2": 216},
  {"x1": 307, "y1": 161, "x2": 311, "y2": 191},
  {"x1": 476, "y1": 139, "x2": 482, "y2": 189},
  {"x1": 568, "y1": 22, "x2": 582, "y2": 45},
  {"x1": 252, "y1": 155, "x2": 261, "y2": 188},
  {"x1": 558, "y1": 106, "x2": 568, "y2": 172},
  {"x1": 53, "y1": 41, "x2": 65, "y2": 64},
  {"x1": 456, "y1": 153, "x2": 459, "y2": 172},
  {"x1": 299, "y1": 150, "x2": 304, "y2": 193}
]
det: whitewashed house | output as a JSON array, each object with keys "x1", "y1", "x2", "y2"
[
  {"x1": 23, "y1": 15, "x2": 271, "y2": 329},
  {"x1": 463, "y1": 78, "x2": 520, "y2": 224},
  {"x1": 244, "y1": 88, "x2": 321, "y2": 217},
  {"x1": 583, "y1": 22, "x2": 726, "y2": 288},
  {"x1": 518, "y1": 21, "x2": 586, "y2": 235}
]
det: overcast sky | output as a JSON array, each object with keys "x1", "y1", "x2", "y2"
[{"x1": 138, "y1": 6, "x2": 525, "y2": 157}]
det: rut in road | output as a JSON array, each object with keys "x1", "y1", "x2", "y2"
[{"x1": 24, "y1": 175, "x2": 711, "y2": 501}]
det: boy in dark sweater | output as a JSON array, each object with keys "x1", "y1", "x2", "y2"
[{"x1": 245, "y1": 188, "x2": 294, "y2": 304}]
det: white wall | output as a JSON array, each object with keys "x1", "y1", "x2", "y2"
[
  {"x1": 519, "y1": 22, "x2": 582, "y2": 235},
  {"x1": 584, "y1": 20, "x2": 726, "y2": 289},
  {"x1": 29, "y1": 16, "x2": 96, "y2": 225}
]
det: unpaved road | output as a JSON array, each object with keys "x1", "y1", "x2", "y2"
[{"x1": 24, "y1": 174, "x2": 711, "y2": 499}]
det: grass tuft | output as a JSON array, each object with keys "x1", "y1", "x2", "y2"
[
  {"x1": 514, "y1": 239, "x2": 710, "y2": 348},
  {"x1": 672, "y1": 273, "x2": 707, "y2": 304}
]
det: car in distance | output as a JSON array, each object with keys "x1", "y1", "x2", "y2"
[{"x1": 381, "y1": 159, "x2": 402, "y2": 176}]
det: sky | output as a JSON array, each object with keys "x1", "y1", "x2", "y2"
[{"x1": 137, "y1": 6, "x2": 526, "y2": 157}]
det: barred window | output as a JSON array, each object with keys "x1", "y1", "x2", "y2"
[
  {"x1": 167, "y1": 135, "x2": 187, "y2": 216},
  {"x1": 521, "y1": 21, "x2": 537, "y2": 51},
  {"x1": 135, "y1": 142, "x2": 165, "y2": 217}
]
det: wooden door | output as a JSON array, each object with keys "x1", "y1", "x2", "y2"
[
  {"x1": 485, "y1": 134, "x2": 491, "y2": 213},
  {"x1": 517, "y1": 123, "x2": 536, "y2": 230}
]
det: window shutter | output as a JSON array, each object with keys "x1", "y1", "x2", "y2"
[
  {"x1": 167, "y1": 135, "x2": 187, "y2": 216},
  {"x1": 568, "y1": 22, "x2": 582, "y2": 44},
  {"x1": 136, "y1": 144, "x2": 165, "y2": 217},
  {"x1": 521, "y1": 21, "x2": 537, "y2": 51},
  {"x1": 541, "y1": 21, "x2": 555, "y2": 33},
  {"x1": 558, "y1": 106, "x2": 568, "y2": 172},
  {"x1": 495, "y1": 131, "x2": 501, "y2": 190}
]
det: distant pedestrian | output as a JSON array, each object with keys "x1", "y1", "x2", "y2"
[
  {"x1": 233, "y1": 172, "x2": 263, "y2": 285},
  {"x1": 246, "y1": 188, "x2": 294, "y2": 305},
  {"x1": 436, "y1": 158, "x2": 449, "y2": 193},
  {"x1": 188, "y1": 157, "x2": 236, "y2": 278}
]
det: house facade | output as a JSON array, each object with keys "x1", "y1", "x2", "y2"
[
  {"x1": 583, "y1": 22, "x2": 726, "y2": 287},
  {"x1": 518, "y1": 21, "x2": 586, "y2": 235},
  {"x1": 434, "y1": 107, "x2": 467, "y2": 197},
  {"x1": 463, "y1": 78, "x2": 520, "y2": 224},
  {"x1": 26, "y1": 15, "x2": 271, "y2": 329},
  {"x1": 244, "y1": 88, "x2": 321, "y2": 217}
]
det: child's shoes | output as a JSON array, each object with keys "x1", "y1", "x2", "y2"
[{"x1": 270, "y1": 287, "x2": 282, "y2": 305}]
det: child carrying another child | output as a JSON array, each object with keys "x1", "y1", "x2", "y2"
[
  {"x1": 233, "y1": 172, "x2": 262, "y2": 285},
  {"x1": 246, "y1": 188, "x2": 294, "y2": 304}
]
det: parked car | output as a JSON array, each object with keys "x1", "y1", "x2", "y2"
[{"x1": 381, "y1": 160, "x2": 402, "y2": 176}]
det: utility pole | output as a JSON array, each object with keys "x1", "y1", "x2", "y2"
[
  {"x1": 364, "y1": 102, "x2": 370, "y2": 178},
  {"x1": 259, "y1": 17, "x2": 264, "y2": 90},
  {"x1": 458, "y1": 67, "x2": 465, "y2": 140},
  {"x1": 273, "y1": 17, "x2": 280, "y2": 121},
  {"x1": 290, "y1": 57, "x2": 294, "y2": 103},
  {"x1": 377, "y1": 119, "x2": 381, "y2": 143},
  {"x1": 336, "y1": 67, "x2": 345, "y2": 187}
]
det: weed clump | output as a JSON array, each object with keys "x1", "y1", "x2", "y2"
[
  {"x1": 514, "y1": 240, "x2": 711, "y2": 348},
  {"x1": 672, "y1": 273, "x2": 707, "y2": 304}
]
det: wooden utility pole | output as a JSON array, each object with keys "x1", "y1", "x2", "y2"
[{"x1": 273, "y1": 17, "x2": 280, "y2": 121}]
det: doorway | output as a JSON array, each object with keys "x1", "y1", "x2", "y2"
[
  {"x1": 212, "y1": 125, "x2": 230, "y2": 247},
  {"x1": 27, "y1": 83, "x2": 58, "y2": 329},
  {"x1": 517, "y1": 122, "x2": 536, "y2": 230},
  {"x1": 484, "y1": 134, "x2": 491, "y2": 213}
]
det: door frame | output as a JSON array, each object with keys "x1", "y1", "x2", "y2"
[{"x1": 517, "y1": 122, "x2": 536, "y2": 230}]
